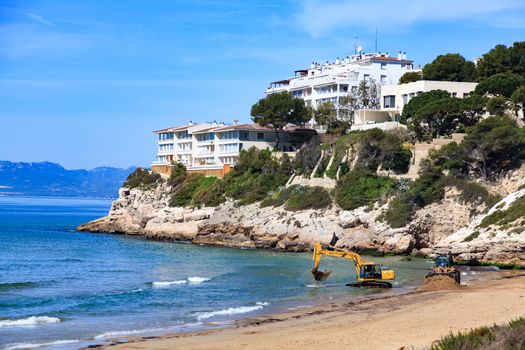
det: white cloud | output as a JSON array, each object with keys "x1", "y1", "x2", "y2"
[
  {"x1": 296, "y1": 0, "x2": 525, "y2": 37},
  {"x1": 26, "y1": 13, "x2": 53, "y2": 26}
]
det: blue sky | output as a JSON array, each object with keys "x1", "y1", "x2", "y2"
[{"x1": 1, "y1": 0, "x2": 525, "y2": 169}]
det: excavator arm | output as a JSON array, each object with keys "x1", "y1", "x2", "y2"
[{"x1": 312, "y1": 242, "x2": 364, "y2": 281}]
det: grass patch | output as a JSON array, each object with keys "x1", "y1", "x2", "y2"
[
  {"x1": 326, "y1": 150, "x2": 344, "y2": 179},
  {"x1": 431, "y1": 316, "x2": 525, "y2": 350},
  {"x1": 313, "y1": 154, "x2": 331, "y2": 178}
]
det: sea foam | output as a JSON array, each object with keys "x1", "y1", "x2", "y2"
[
  {"x1": 151, "y1": 276, "x2": 210, "y2": 288},
  {"x1": 0, "y1": 316, "x2": 61, "y2": 328},
  {"x1": 94, "y1": 327, "x2": 165, "y2": 339},
  {"x1": 196, "y1": 302, "x2": 269, "y2": 321},
  {"x1": 3, "y1": 340, "x2": 78, "y2": 350}
]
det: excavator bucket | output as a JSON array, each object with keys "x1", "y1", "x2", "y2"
[{"x1": 311, "y1": 268, "x2": 332, "y2": 281}]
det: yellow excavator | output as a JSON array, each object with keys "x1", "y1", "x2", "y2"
[{"x1": 311, "y1": 242, "x2": 396, "y2": 288}]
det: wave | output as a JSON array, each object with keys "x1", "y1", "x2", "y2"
[
  {"x1": 3, "y1": 339, "x2": 78, "y2": 350},
  {"x1": 94, "y1": 327, "x2": 165, "y2": 339},
  {"x1": 0, "y1": 316, "x2": 61, "y2": 328},
  {"x1": 0, "y1": 282, "x2": 38, "y2": 291},
  {"x1": 150, "y1": 276, "x2": 211, "y2": 288},
  {"x1": 109, "y1": 288, "x2": 144, "y2": 296},
  {"x1": 196, "y1": 302, "x2": 269, "y2": 321}
]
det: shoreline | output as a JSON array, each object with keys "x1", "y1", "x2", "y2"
[{"x1": 92, "y1": 270, "x2": 525, "y2": 350}]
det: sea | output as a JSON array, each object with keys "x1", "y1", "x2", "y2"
[{"x1": 0, "y1": 196, "x2": 433, "y2": 349}]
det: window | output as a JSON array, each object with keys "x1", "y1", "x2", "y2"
[
  {"x1": 177, "y1": 130, "x2": 189, "y2": 139},
  {"x1": 463, "y1": 93, "x2": 470, "y2": 98},
  {"x1": 197, "y1": 132, "x2": 215, "y2": 142},
  {"x1": 239, "y1": 131, "x2": 249, "y2": 140},
  {"x1": 218, "y1": 143, "x2": 238, "y2": 153},
  {"x1": 363, "y1": 74, "x2": 370, "y2": 81},
  {"x1": 451, "y1": 92, "x2": 457, "y2": 97},
  {"x1": 257, "y1": 132, "x2": 264, "y2": 140},
  {"x1": 220, "y1": 130, "x2": 238, "y2": 140},
  {"x1": 339, "y1": 84, "x2": 348, "y2": 93},
  {"x1": 158, "y1": 143, "x2": 174, "y2": 152},
  {"x1": 383, "y1": 95, "x2": 396, "y2": 108},
  {"x1": 158, "y1": 133, "x2": 174, "y2": 141},
  {"x1": 381, "y1": 63, "x2": 387, "y2": 70},
  {"x1": 380, "y1": 75, "x2": 387, "y2": 83},
  {"x1": 402, "y1": 94, "x2": 408, "y2": 105}
]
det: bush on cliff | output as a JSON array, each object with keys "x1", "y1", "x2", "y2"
[
  {"x1": 261, "y1": 185, "x2": 332, "y2": 211},
  {"x1": 293, "y1": 135, "x2": 321, "y2": 176},
  {"x1": 223, "y1": 147, "x2": 293, "y2": 205},
  {"x1": 124, "y1": 168, "x2": 161, "y2": 189},
  {"x1": 384, "y1": 194, "x2": 415, "y2": 228},
  {"x1": 169, "y1": 174, "x2": 218, "y2": 207},
  {"x1": 335, "y1": 166, "x2": 396, "y2": 210}
]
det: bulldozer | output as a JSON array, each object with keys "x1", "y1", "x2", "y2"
[
  {"x1": 311, "y1": 242, "x2": 396, "y2": 288},
  {"x1": 425, "y1": 255, "x2": 461, "y2": 285}
]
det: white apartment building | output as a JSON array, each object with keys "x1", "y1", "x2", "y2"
[
  {"x1": 152, "y1": 122, "x2": 311, "y2": 177},
  {"x1": 266, "y1": 51, "x2": 414, "y2": 108},
  {"x1": 381, "y1": 80, "x2": 478, "y2": 114}
]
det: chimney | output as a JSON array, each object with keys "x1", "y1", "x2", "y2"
[
  {"x1": 403, "y1": 52, "x2": 407, "y2": 60},
  {"x1": 234, "y1": 119, "x2": 239, "y2": 125},
  {"x1": 188, "y1": 120, "x2": 194, "y2": 126},
  {"x1": 335, "y1": 57, "x2": 340, "y2": 64},
  {"x1": 219, "y1": 121, "x2": 225, "y2": 126},
  {"x1": 310, "y1": 61, "x2": 315, "y2": 69},
  {"x1": 397, "y1": 51, "x2": 402, "y2": 60},
  {"x1": 212, "y1": 120, "x2": 217, "y2": 127}
]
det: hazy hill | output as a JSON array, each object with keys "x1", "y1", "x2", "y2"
[{"x1": 0, "y1": 161, "x2": 135, "y2": 198}]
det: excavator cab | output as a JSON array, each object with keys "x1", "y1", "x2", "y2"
[{"x1": 360, "y1": 264, "x2": 382, "y2": 280}]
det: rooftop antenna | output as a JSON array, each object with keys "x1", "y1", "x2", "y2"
[
  {"x1": 354, "y1": 36, "x2": 359, "y2": 55},
  {"x1": 375, "y1": 28, "x2": 378, "y2": 53}
]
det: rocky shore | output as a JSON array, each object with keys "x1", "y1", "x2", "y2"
[{"x1": 77, "y1": 165, "x2": 525, "y2": 266}]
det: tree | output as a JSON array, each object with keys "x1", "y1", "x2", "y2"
[
  {"x1": 511, "y1": 86, "x2": 525, "y2": 115},
  {"x1": 379, "y1": 132, "x2": 412, "y2": 174},
  {"x1": 337, "y1": 95, "x2": 357, "y2": 126},
  {"x1": 401, "y1": 89, "x2": 451, "y2": 124},
  {"x1": 251, "y1": 92, "x2": 310, "y2": 148},
  {"x1": 399, "y1": 71, "x2": 422, "y2": 84},
  {"x1": 486, "y1": 96, "x2": 508, "y2": 117},
  {"x1": 314, "y1": 102, "x2": 349, "y2": 135},
  {"x1": 410, "y1": 97, "x2": 465, "y2": 139},
  {"x1": 476, "y1": 44, "x2": 511, "y2": 80},
  {"x1": 422, "y1": 53, "x2": 476, "y2": 82},
  {"x1": 474, "y1": 72, "x2": 525, "y2": 98},
  {"x1": 463, "y1": 116, "x2": 525, "y2": 181},
  {"x1": 476, "y1": 42, "x2": 525, "y2": 80}
]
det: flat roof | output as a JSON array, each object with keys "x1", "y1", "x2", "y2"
[
  {"x1": 152, "y1": 125, "x2": 191, "y2": 134},
  {"x1": 213, "y1": 123, "x2": 272, "y2": 132}
]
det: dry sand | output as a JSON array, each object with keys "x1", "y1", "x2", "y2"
[{"x1": 100, "y1": 272, "x2": 525, "y2": 350}]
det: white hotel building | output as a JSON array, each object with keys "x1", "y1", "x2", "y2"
[
  {"x1": 151, "y1": 122, "x2": 310, "y2": 177},
  {"x1": 266, "y1": 51, "x2": 414, "y2": 108}
]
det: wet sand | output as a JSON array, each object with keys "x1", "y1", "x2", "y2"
[{"x1": 100, "y1": 271, "x2": 525, "y2": 350}]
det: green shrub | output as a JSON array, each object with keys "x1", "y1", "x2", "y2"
[
  {"x1": 442, "y1": 176, "x2": 502, "y2": 207},
  {"x1": 409, "y1": 164, "x2": 445, "y2": 207},
  {"x1": 284, "y1": 186, "x2": 332, "y2": 211},
  {"x1": 168, "y1": 163, "x2": 187, "y2": 187},
  {"x1": 335, "y1": 166, "x2": 396, "y2": 210},
  {"x1": 294, "y1": 136, "x2": 321, "y2": 176},
  {"x1": 313, "y1": 154, "x2": 331, "y2": 178},
  {"x1": 479, "y1": 196, "x2": 525, "y2": 228},
  {"x1": 169, "y1": 173, "x2": 208, "y2": 207},
  {"x1": 462, "y1": 231, "x2": 480, "y2": 242},
  {"x1": 326, "y1": 149, "x2": 344, "y2": 179},
  {"x1": 124, "y1": 168, "x2": 162, "y2": 189},
  {"x1": 384, "y1": 194, "x2": 415, "y2": 228},
  {"x1": 431, "y1": 317, "x2": 525, "y2": 350},
  {"x1": 261, "y1": 185, "x2": 332, "y2": 211}
]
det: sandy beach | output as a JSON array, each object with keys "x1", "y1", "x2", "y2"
[{"x1": 99, "y1": 271, "x2": 525, "y2": 350}]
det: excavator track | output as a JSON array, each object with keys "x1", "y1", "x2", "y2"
[{"x1": 346, "y1": 281, "x2": 392, "y2": 288}]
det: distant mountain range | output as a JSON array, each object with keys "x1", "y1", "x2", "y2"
[{"x1": 0, "y1": 161, "x2": 136, "y2": 198}]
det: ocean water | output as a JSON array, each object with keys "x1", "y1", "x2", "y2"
[{"x1": 0, "y1": 196, "x2": 432, "y2": 349}]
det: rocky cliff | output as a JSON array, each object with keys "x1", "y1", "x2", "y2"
[{"x1": 78, "y1": 165, "x2": 525, "y2": 266}]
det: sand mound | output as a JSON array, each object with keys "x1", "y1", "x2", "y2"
[{"x1": 419, "y1": 275, "x2": 461, "y2": 291}]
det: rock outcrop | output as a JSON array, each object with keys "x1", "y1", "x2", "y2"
[{"x1": 78, "y1": 165, "x2": 525, "y2": 266}]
